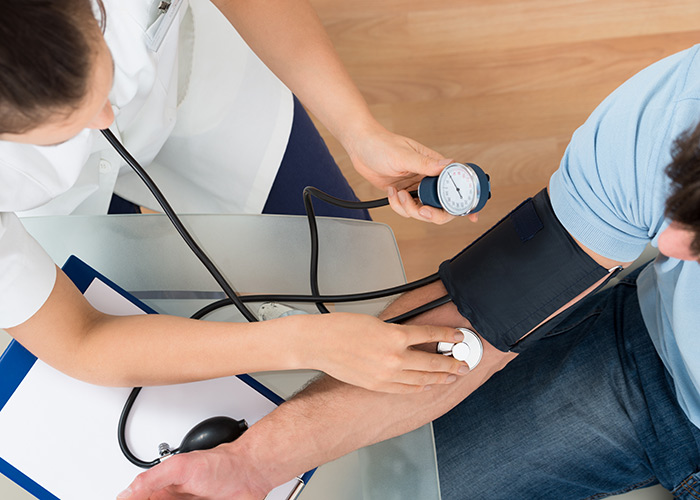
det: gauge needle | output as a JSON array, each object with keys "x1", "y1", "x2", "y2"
[{"x1": 449, "y1": 174, "x2": 463, "y2": 199}]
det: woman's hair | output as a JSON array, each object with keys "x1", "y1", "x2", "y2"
[
  {"x1": 0, "y1": 0, "x2": 105, "y2": 134},
  {"x1": 665, "y1": 120, "x2": 700, "y2": 255}
]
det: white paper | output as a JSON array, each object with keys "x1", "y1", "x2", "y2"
[{"x1": 0, "y1": 278, "x2": 301, "y2": 499}]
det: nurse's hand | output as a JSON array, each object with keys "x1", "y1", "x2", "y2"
[
  {"x1": 289, "y1": 312, "x2": 469, "y2": 394},
  {"x1": 343, "y1": 122, "x2": 477, "y2": 224}
]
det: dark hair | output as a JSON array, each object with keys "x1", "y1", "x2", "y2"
[
  {"x1": 0, "y1": 0, "x2": 106, "y2": 134},
  {"x1": 664, "y1": 120, "x2": 700, "y2": 255}
]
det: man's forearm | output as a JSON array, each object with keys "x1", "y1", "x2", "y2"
[{"x1": 230, "y1": 281, "x2": 517, "y2": 492}]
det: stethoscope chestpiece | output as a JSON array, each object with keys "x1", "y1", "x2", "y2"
[{"x1": 436, "y1": 327, "x2": 483, "y2": 370}]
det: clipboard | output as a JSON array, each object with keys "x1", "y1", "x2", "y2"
[{"x1": 0, "y1": 256, "x2": 314, "y2": 499}]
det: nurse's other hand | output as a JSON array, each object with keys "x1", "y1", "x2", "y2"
[
  {"x1": 343, "y1": 122, "x2": 459, "y2": 224},
  {"x1": 293, "y1": 312, "x2": 469, "y2": 393},
  {"x1": 388, "y1": 185, "x2": 479, "y2": 224}
]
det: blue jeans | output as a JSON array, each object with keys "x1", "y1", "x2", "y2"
[{"x1": 433, "y1": 267, "x2": 700, "y2": 499}]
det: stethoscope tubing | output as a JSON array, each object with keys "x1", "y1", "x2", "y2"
[{"x1": 101, "y1": 128, "x2": 452, "y2": 468}]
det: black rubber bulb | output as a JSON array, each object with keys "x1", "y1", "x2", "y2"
[{"x1": 178, "y1": 416, "x2": 248, "y2": 454}]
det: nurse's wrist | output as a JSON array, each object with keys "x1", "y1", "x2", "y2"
[
  {"x1": 316, "y1": 94, "x2": 375, "y2": 144},
  {"x1": 274, "y1": 314, "x2": 315, "y2": 371},
  {"x1": 336, "y1": 116, "x2": 387, "y2": 157}
]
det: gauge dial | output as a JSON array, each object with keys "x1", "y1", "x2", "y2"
[{"x1": 437, "y1": 163, "x2": 480, "y2": 216}]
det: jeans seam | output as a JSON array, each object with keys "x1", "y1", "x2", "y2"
[
  {"x1": 674, "y1": 475, "x2": 700, "y2": 499},
  {"x1": 581, "y1": 477, "x2": 657, "y2": 500},
  {"x1": 617, "y1": 272, "x2": 642, "y2": 287},
  {"x1": 545, "y1": 308, "x2": 603, "y2": 337}
]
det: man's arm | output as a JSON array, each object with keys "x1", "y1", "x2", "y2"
[
  {"x1": 121, "y1": 238, "x2": 628, "y2": 499},
  {"x1": 120, "y1": 280, "x2": 515, "y2": 499}
]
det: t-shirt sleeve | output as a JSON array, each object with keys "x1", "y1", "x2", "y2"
[
  {"x1": 549, "y1": 47, "x2": 698, "y2": 263},
  {"x1": 0, "y1": 212, "x2": 56, "y2": 329}
]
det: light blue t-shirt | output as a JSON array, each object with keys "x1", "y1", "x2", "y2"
[{"x1": 549, "y1": 44, "x2": 700, "y2": 429}]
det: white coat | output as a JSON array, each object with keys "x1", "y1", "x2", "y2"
[{"x1": 0, "y1": 0, "x2": 293, "y2": 327}]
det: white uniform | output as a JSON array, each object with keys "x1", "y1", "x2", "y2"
[{"x1": 0, "y1": 0, "x2": 293, "y2": 328}]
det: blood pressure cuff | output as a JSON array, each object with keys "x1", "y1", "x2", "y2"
[{"x1": 438, "y1": 188, "x2": 615, "y2": 353}]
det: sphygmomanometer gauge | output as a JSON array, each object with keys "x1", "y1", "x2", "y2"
[{"x1": 418, "y1": 162, "x2": 491, "y2": 216}]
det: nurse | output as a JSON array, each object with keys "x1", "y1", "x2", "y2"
[{"x1": 0, "y1": 0, "x2": 469, "y2": 393}]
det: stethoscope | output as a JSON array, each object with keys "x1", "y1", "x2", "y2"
[{"x1": 100, "y1": 128, "x2": 491, "y2": 468}]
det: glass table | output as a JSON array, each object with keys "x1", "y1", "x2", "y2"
[{"x1": 1, "y1": 213, "x2": 441, "y2": 500}]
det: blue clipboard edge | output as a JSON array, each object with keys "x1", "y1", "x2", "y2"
[
  {"x1": 0, "y1": 456, "x2": 59, "y2": 500},
  {"x1": 61, "y1": 255, "x2": 159, "y2": 314},
  {"x1": 0, "y1": 338, "x2": 58, "y2": 499},
  {"x1": 0, "y1": 255, "x2": 316, "y2": 497},
  {"x1": 0, "y1": 342, "x2": 36, "y2": 413}
]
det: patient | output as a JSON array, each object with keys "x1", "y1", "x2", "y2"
[{"x1": 121, "y1": 44, "x2": 700, "y2": 500}]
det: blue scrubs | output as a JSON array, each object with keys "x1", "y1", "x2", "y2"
[{"x1": 111, "y1": 96, "x2": 370, "y2": 221}]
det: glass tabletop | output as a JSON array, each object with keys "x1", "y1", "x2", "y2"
[{"x1": 1, "y1": 213, "x2": 440, "y2": 500}]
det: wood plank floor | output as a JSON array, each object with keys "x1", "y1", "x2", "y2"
[{"x1": 308, "y1": 0, "x2": 700, "y2": 281}]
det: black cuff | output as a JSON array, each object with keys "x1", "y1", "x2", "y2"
[{"x1": 438, "y1": 188, "x2": 609, "y2": 352}]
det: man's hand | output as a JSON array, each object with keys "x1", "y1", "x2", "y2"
[{"x1": 117, "y1": 444, "x2": 268, "y2": 500}]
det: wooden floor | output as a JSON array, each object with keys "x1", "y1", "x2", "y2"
[{"x1": 307, "y1": 0, "x2": 700, "y2": 281}]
